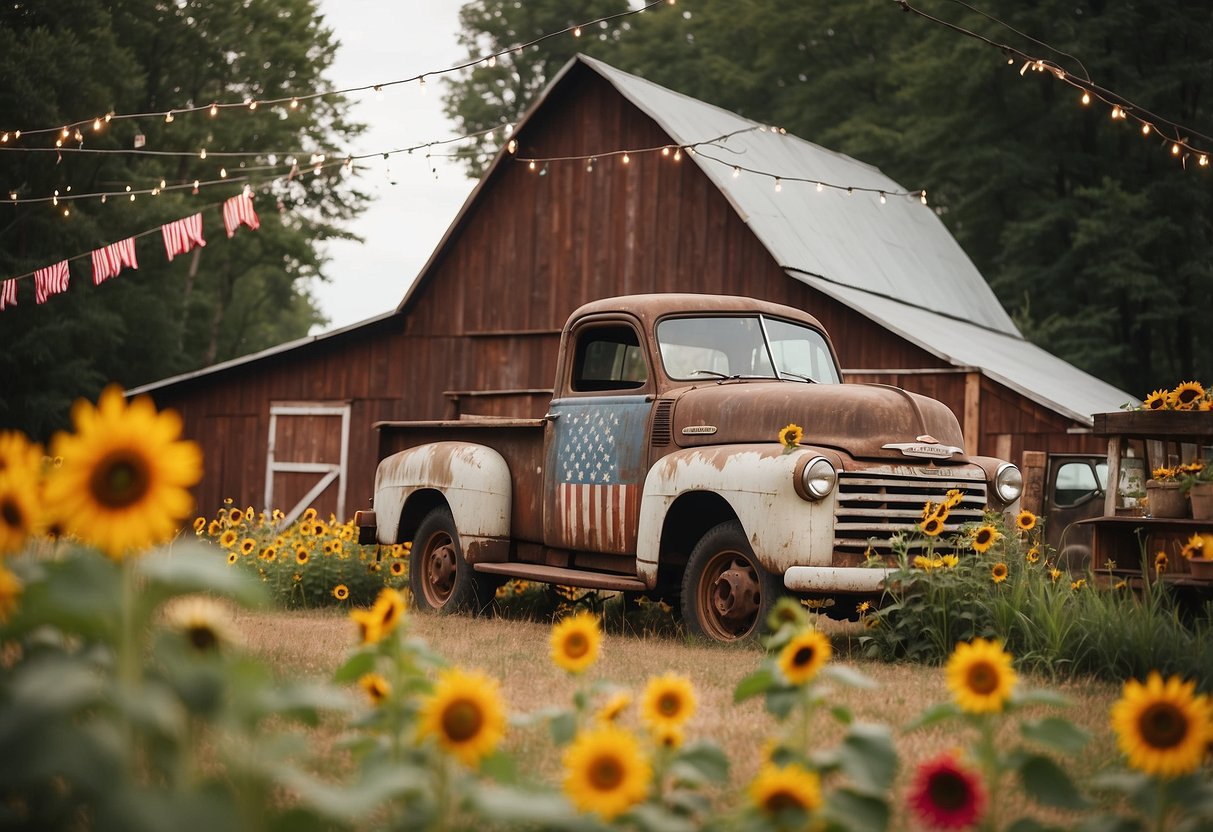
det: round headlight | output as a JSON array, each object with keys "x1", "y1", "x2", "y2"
[
  {"x1": 994, "y1": 463, "x2": 1023, "y2": 504},
  {"x1": 798, "y1": 457, "x2": 837, "y2": 501}
]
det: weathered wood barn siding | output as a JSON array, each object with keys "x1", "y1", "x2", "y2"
[{"x1": 145, "y1": 62, "x2": 1101, "y2": 518}]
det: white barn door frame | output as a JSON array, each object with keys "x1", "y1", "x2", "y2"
[{"x1": 263, "y1": 403, "x2": 351, "y2": 526}]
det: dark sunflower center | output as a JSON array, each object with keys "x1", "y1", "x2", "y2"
[
  {"x1": 927, "y1": 771, "x2": 970, "y2": 811},
  {"x1": 1139, "y1": 703, "x2": 1188, "y2": 749},
  {"x1": 994, "y1": 566, "x2": 1006, "y2": 578},
  {"x1": 765, "y1": 788, "x2": 807, "y2": 813},
  {"x1": 1, "y1": 496, "x2": 24, "y2": 529},
  {"x1": 588, "y1": 753, "x2": 625, "y2": 790},
  {"x1": 442, "y1": 699, "x2": 484, "y2": 742},
  {"x1": 1177, "y1": 388, "x2": 1201, "y2": 405},
  {"x1": 658, "y1": 693, "x2": 681, "y2": 717},
  {"x1": 564, "y1": 632, "x2": 589, "y2": 659},
  {"x1": 976, "y1": 531, "x2": 992, "y2": 546},
  {"x1": 966, "y1": 661, "x2": 999, "y2": 695},
  {"x1": 793, "y1": 646, "x2": 816, "y2": 669},
  {"x1": 380, "y1": 603, "x2": 400, "y2": 629},
  {"x1": 186, "y1": 624, "x2": 219, "y2": 651},
  {"x1": 90, "y1": 451, "x2": 151, "y2": 509}
]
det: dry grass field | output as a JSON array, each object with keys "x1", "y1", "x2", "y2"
[{"x1": 234, "y1": 603, "x2": 1124, "y2": 813}]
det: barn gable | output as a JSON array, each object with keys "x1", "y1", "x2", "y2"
[{"x1": 135, "y1": 54, "x2": 1128, "y2": 516}]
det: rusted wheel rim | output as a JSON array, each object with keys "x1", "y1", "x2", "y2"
[
  {"x1": 696, "y1": 550, "x2": 762, "y2": 640},
  {"x1": 420, "y1": 532, "x2": 457, "y2": 607}
]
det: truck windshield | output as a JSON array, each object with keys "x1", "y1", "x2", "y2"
[{"x1": 656, "y1": 315, "x2": 840, "y2": 384}]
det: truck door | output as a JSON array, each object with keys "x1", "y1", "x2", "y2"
[{"x1": 543, "y1": 320, "x2": 653, "y2": 554}]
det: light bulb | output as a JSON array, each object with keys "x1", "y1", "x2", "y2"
[
  {"x1": 164, "y1": 111, "x2": 174, "y2": 123},
  {"x1": 159, "y1": 179, "x2": 166, "y2": 189},
  {"x1": 507, "y1": 139, "x2": 517, "y2": 154},
  {"x1": 220, "y1": 166, "x2": 228, "y2": 177},
  {"x1": 193, "y1": 179, "x2": 199, "y2": 189},
  {"x1": 1142, "y1": 124, "x2": 1151, "y2": 136},
  {"x1": 63, "y1": 207, "x2": 70, "y2": 217},
  {"x1": 248, "y1": 99, "x2": 257, "y2": 110},
  {"x1": 816, "y1": 182, "x2": 823, "y2": 192},
  {"x1": 1200, "y1": 155, "x2": 1209, "y2": 167},
  {"x1": 129, "y1": 193, "x2": 135, "y2": 202},
  {"x1": 528, "y1": 160, "x2": 536, "y2": 171},
  {"x1": 73, "y1": 129, "x2": 82, "y2": 141},
  {"x1": 103, "y1": 114, "x2": 112, "y2": 123},
  {"x1": 125, "y1": 185, "x2": 132, "y2": 192},
  {"x1": 622, "y1": 152, "x2": 630, "y2": 164},
  {"x1": 61, "y1": 126, "x2": 69, "y2": 138},
  {"x1": 419, "y1": 76, "x2": 427, "y2": 95},
  {"x1": 879, "y1": 192, "x2": 887, "y2": 204},
  {"x1": 93, "y1": 118, "x2": 102, "y2": 131},
  {"x1": 673, "y1": 149, "x2": 681, "y2": 161},
  {"x1": 1081, "y1": 91, "x2": 1090, "y2": 105},
  {"x1": 573, "y1": 26, "x2": 581, "y2": 37},
  {"x1": 488, "y1": 55, "x2": 497, "y2": 68},
  {"x1": 661, "y1": 147, "x2": 670, "y2": 156},
  {"x1": 200, "y1": 148, "x2": 207, "y2": 159},
  {"x1": 1172, "y1": 143, "x2": 1181, "y2": 156},
  {"x1": 732, "y1": 166, "x2": 740, "y2": 178},
  {"x1": 1, "y1": 133, "x2": 8, "y2": 142},
  {"x1": 210, "y1": 103, "x2": 218, "y2": 117},
  {"x1": 774, "y1": 178, "x2": 781, "y2": 192},
  {"x1": 920, "y1": 190, "x2": 928, "y2": 205},
  {"x1": 289, "y1": 97, "x2": 299, "y2": 109},
  {"x1": 100, "y1": 194, "x2": 107, "y2": 203}
]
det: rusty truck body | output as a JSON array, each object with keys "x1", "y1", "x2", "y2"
[{"x1": 356, "y1": 294, "x2": 1023, "y2": 641}]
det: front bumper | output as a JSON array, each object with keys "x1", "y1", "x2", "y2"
[{"x1": 783, "y1": 565, "x2": 890, "y2": 593}]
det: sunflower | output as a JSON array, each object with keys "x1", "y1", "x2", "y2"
[
  {"x1": 301, "y1": 506, "x2": 317, "y2": 522},
  {"x1": 370, "y1": 587, "x2": 407, "y2": 636},
  {"x1": 913, "y1": 555, "x2": 936, "y2": 571},
  {"x1": 778, "y1": 423, "x2": 803, "y2": 448},
  {"x1": 1049, "y1": 567, "x2": 1062, "y2": 582},
  {"x1": 192, "y1": 516, "x2": 206, "y2": 535},
  {"x1": 0, "y1": 471, "x2": 42, "y2": 555},
  {"x1": 0, "y1": 564, "x2": 23, "y2": 623},
  {"x1": 0, "y1": 431, "x2": 43, "y2": 480},
  {"x1": 1180, "y1": 534, "x2": 1205, "y2": 560},
  {"x1": 226, "y1": 552, "x2": 238, "y2": 565},
  {"x1": 228, "y1": 507, "x2": 244, "y2": 524},
  {"x1": 1071, "y1": 579, "x2": 1086, "y2": 591},
  {"x1": 240, "y1": 537, "x2": 256, "y2": 556},
  {"x1": 778, "y1": 629, "x2": 832, "y2": 685},
  {"x1": 641, "y1": 673, "x2": 697, "y2": 732},
  {"x1": 920, "y1": 513, "x2": 945, "y2": 537},
  {"x1": 163, "y1": 595, "x2": 238, "y2": 651},
  {"x1": 1143, "y1": 389, "x2": 1169, "y2": 410},
  {"x1": 749, "y1": 763, "x2": 823, "y2": 819},
  {"x1": 971, "y1": 525, "x2": 999, "y2": 554},
  {"x1": 1111, "y1": 672, "x2": 1213, "y2": 778},
  {"x1": 295, "y1": 546, "x2": 309, "y2": 564},
  {"x1": 42, "y1": 387, "x2": 205, "y2": 558},
  {"x1": 218, "y1": 529, "x2": 238, "y2": 549},
  {"x1": 359, "y1": 672, "x2": 391, "y2": 705},
  {"x1": 417, "y1": 667, "x2": 507, "y2": 766},
  {"x1": 389, "y1": 560, "x2": 405, "y2": 576},
  {"x1": 856, "y1": 600, "x2": 872, "y2": 616},
  {"x1": 562, "y1": 725, "x2": 651, "y2": 820},
  {"x1": 1015, "y1": 510, "x2": 1037, "y2": 532},
  {"x1": 1171, "y1": 381, "x2": 1205, "y2": 410},
  {"x1": 945, "y1": 638, "x2": 1017, "y2": 714},
  {"x1": 651, "y1": 723, "x2": 684, "y2": 750},
  {"x1": 550, "y1": 611, "x2": 602, "y2": 674},
  {"x1": 332, "y1": 584, "x2": 350, "y2": 601},
  {"x1": 259, "y1": 545, "x2": 277, "y2": 561},
  {"x1": 943, "y1": 488, "x2": 965, "y2": 508},
  {"x1": 207, "y1": 519, "x2": 221, "y2": 537},
  {"x1": 1154, "y1": 551, "x2": 1168, "y2": 573},
  {"x1": 596, "y1": 691, "x2": 632, "y2": 724},
  {"x1": 940, "y1": 554, "x2": 959, "y2": 569},
  {"x1": 299, "y1": 522, "x2": 315, "y2": 536},
  {"x1": 990, "y1": 562, "x2": 1008, "y2": 584},
  {"x1": 906, "y1": 752, "x2": 986, "y2": 830},
  {"x1": 1025, "y1": 546, "x2": 1041, "y2": 564}
]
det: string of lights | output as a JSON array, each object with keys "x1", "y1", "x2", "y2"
[
  {"x1": 896, "y1": 0, "x2": 1213, "y2": 167},
  {"x1": 0, "y1": 0, "x2": 676, "y2": 144}
]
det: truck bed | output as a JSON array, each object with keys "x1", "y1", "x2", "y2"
[{"x1": 374, "y1": 417, "x2": 547, "y2": 544}]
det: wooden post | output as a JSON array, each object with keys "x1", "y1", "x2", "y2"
[
  {"x1": 963, "y1": 371, "x2": 981, "y2": 456},
  {"x1": 1021, "y1": 450, "x2": 1046, "y2": 516}
]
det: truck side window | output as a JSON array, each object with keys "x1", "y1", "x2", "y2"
[
  {"x1": 571, "y1": 324, "x2": 648, "y2": 392},
  {"x1": 1054, "y1": 461, "x2": 1104, "y2": 507}
]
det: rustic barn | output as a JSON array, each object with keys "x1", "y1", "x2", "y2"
[{"x1": 130, "y1": 54, "x2": 1132, "y2": 521}]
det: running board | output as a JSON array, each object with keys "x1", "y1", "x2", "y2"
[{"x1": 473, "y1": 562, "x2": 648, "y2": 592}]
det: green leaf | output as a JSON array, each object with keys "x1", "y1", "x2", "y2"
[
  {"x1": 905, "y1": 701, "x2": 960, "y2": 732},
  {"x1": 478, "y1": 749, "x2": 517, "y2": 784},
  {"x1": 821, "y1": 664, "x2": 878, "y2": 689},
  {"x1": 628, "y1": 803, "x2": 698, "y2": 832},
  {"x1": 734, "y1": 666, "x2": 778, "y2": 703},
  {"x1": 548, "y1": 710, "x2": 578, "y2": 746},
  {"x1": 765, "y1": 687, "x2": 801, "y2": 720},
  {"x1": 333, "y1": 651, "x2": 377, "y2": 683},
  {"x1": 1017, "y1": 754, "x2": 1092, "y2": 810},
  {"x1": 829, "y1": 704, "x2": 855, "y2": 725},
  {"x1": 137, "y1": 545, "x2": 267, "y2": 608},
  {"x1": 822, "y1": 787, "x2": 890, "y2": 832},
  {"x1": 1020, "y1": 716, "x2": 1090, "y2": 755},
  {"x1": 1012, "y1": 688, "x2": 1073, "y2": 709},
  {"x1": 837, "y1": 723, "x2": 898, "y2": 795},
  {"x1": 671, "y1": 741, "x2": 730, "y2": 783},
  {"x1": 471, "y1": 787, "x2": 594, "y2": 830},
  {"x1": 1005, "y1": 819, "x2": 1057, "y2": 832}
]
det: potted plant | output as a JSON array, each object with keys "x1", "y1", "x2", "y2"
[
  {"x1": 1180, "y1": 532, "x2": 1213, "y2": 580},
  {"x1": 1145, "y1": 465, "x2": 1190, "y2": 518},
  {"x1": 1178, "y1": 461, "x2": 1213, "y2": 520}
]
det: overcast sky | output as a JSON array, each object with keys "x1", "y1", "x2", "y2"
[{"x1": 311, "y1": 0, "x2": 477, "y2": 332}]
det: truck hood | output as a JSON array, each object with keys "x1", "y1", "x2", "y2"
[{"x1": 669, "y1": 381, "x2": 968, "y2": 461}]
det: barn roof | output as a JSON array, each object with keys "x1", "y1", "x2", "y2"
[{"x1": 567, "y1": 55, "x2": 1134, "y2": 423}]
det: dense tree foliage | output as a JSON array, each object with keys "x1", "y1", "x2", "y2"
[
  {"x1": 442, "y1": 0, "x2": 1213, "y2": 396},
  {"x1": 0, "y1": 0, "x2": 364, "y2": 438}
]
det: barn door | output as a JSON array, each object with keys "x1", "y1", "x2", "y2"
[{"x1": 263, "y1": 402, "x2": 351, "y2": 525}]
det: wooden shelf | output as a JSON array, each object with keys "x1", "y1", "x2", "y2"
[{"x1": 1093, "y1": 410, "x2": 1213, "y2": 440}]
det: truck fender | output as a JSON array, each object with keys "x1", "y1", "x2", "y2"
[
  {"x1": 634, "y1": 445, "x2": 836, "y2": 584},
  {"x1": 373, "y1": 442, "x2": 511, "y2": 557}
]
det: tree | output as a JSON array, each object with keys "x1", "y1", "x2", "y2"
[
  {"x1": 0, "y1": 0, "x2": 365, "y2": 438},
  {"x1": 442, "y1": 0, "x2": 1213, "y2": 396}
]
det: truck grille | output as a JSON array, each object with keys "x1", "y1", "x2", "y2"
[{"x1": 834, "y1": 471, "x2": 988, "y2": 555}]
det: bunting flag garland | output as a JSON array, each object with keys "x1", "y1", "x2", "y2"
[
  {"x1": 162, "y1": 213, "x2": 206, "y2": 261},
  {"x1": 90, "y1": 237, "x2": 138, "y2": 285},
  {"x1": 34, "y1": 261, "x2": 70, "y2": 304},
  {"x1": 222, "y1": 192, "x2": 260, "y2": 238},
  {"x1": 0, "y1": 279, "x2": 16, "y2": 310}
]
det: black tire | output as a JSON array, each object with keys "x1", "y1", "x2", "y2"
[
  {"x1": 409, "y1": 506, "x2": 495, "y2": 615},
  {"x1": 680, "y1": 520, "x2": 782, "y2": 642}
]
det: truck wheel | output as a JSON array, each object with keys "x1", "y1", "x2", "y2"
[
  {"x1": 410, "y1": 506, "x2": 493, "y2": 615},
  {"x1": 681, "y1": 520, "x2": 782, "y2": 642}
]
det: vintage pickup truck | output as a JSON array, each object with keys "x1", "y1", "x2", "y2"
[{"x1": 355, "y1": 294, "x2": 1022, "y2": 641}]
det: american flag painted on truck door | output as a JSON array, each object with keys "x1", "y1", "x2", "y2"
[{"x1": 545, "y1": 397, "x2": 651, "y2": 553}]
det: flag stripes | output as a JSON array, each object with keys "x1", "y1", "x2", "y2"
[
  {"x1": 222, "y1": 193, "x2": 260, "y2": 238},
  {"x1": 557, "y1": 483, "x2": 635, "y2": 552},
  {"x1": 0, "y1": 279, "x2": 16, "y2": 310},
  {"x1": 90, "y1": 237, "x2": 139, "y2": 285},
  {"x1": 162, "y1": 213, "x2": 207, "y2": 261},
  {"x1": 34, "y1": 261, "x2": 71, "y2": 304}
]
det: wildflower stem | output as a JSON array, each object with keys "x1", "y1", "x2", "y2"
[
  {"x1": 977, "y1": 717, "x2": 999, "y2": 832},
  {"x1": 1152, "y1": 778, "x2": 1169, "y2": 832}
]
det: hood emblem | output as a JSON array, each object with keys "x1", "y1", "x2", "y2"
[
  {"x1": 681, "y1": 425, "x2": 718, "y2": 436},
  {"x1": 916, "y1": 434, "x2": 939, "y2": 444},
  {"x1": 884, "y1": 441, "x2": 963, "y2": 459}
]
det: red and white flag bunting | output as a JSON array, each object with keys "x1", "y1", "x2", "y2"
[
  {"x1": 90, "y1": 237, "x2": 139, "y2": 286},
  {"x1": 162, "y1": 213, "x2": 206, "y2": 261},
  {"x1": 0, "y1": 279, "x2": 16, "y2": 310},
  {"x1": 34, "y1": 261, "x2": 70, "y2": 304},
  {"x1": 222, "y1": 193, "x2": 260, "y2": 238}
]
